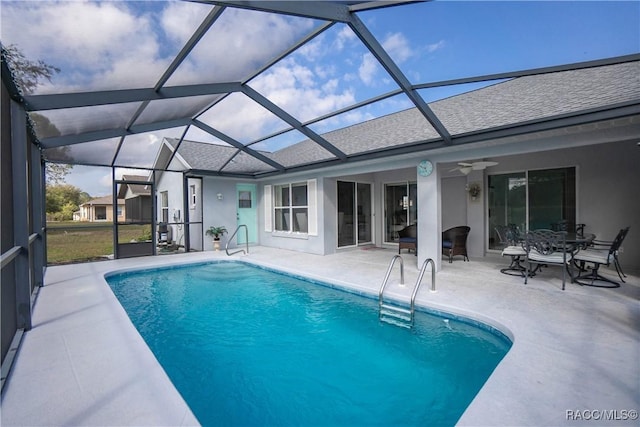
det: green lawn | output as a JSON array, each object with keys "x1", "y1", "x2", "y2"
[{"x1": 47, "y1": 222, "x2": 150, "y2": 264}]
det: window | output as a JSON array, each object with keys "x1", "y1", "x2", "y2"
[
  {"x1": 95, "y1": 206, "x2": 107, "y2": 220},
  {"x1": 190, "y1": 185, "x2": 196, "y2": 208},
  {"x1": 265, "y1": 180, "x2": 318, "y2": 235},
  {"x1": 117, "y1": 205, "x2": 123, "y2": 217},
  {"x1": 488, "y1": 167, "x2": 576, "y2": 249},
  {"x1": 384, "y1": 182, "x2": 417, "y2": 243},
  {"x1": 273, "y1": 182, "x2": 308, "y2": 233},
  {"x1": 160, "y1": 191, "x2": 168, "y2": 223},
  {"x1": 238, "y1": 190, "x2": 252, "y2": 208}
]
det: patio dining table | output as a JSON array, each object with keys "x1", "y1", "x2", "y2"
[
  {"x1": 520, "y1": 230, "x2": 596, "y2": 282},
  {"x1": 564, "y1": 232, "x2": 596, "y2": 248}
]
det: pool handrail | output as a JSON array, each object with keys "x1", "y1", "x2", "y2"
[
  {"x1": 411, "y1": 258, "x2": 436, "y2": 315},
  {"x1": 225, "y1": 224, "x2": 249, "y2": 256},
  {"x1": 379, "y1": 256, "x2": 436, "y2": 327},
  {"x1": 378, "y1": 254, "x2": 404, "y2": 301}
]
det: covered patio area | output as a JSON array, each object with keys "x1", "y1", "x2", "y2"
[{"x1": 2, "y1": 247, "x2": 639, "y2": 426}]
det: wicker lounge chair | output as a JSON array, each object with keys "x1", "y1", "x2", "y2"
[
  {"x1": 398, "y1": 224, "x2": 417, "y2": 255},
  {"x1": 442, "y1": 226, "x2": 470, "y2": 263}
]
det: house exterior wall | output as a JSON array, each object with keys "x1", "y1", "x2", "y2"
[
  {"x1": 78, "y1": 203, "x2": 124, "y2": 222},
  {"x1": 187, "y1": 177, "x2": 203, "y2": 251},
  {"x1": 201, "y1": 178, "x2": 242, "y2": 251},
  {"x1": 196, "y1": 136, "x2": 639, "y2": 272},
  {"x1": 481, "y1": 140, "x2": 639, "y2": 270},
  {"x1": 155, "y1": 171, "x2": 187, "y2": 246},
  {"x1": 257, "y1": 178, "x2": 326, "y2": 255},
  {"x1": 423, "y1": 139, "x2": 639, "y2": 271}
]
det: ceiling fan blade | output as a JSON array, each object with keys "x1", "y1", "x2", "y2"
[
  {"x1": 460, "y1": 166, "x2": 473, "y2": 175},
  {"x1": 472, "y1": 161, "x2": 499, "y2": 170}
]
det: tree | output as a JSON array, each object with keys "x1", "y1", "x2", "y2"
[
  {"x1": 46, "y1": 163, "x2": 74, "y2": 185},
  {"x1": 3, "y1": 44, "x2": 60, "y2": 95},
  {"x1": 46, "y1": 184, "x2": 91, "y2": 220},
  {"x1": 3, "y1": 44, "x2": 71, "y2": 183}
]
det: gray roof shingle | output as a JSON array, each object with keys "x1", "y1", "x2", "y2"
[{"x1": 158, "y1": 61, "x2": 640, "y2": 173}]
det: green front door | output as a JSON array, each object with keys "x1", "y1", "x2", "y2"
[{"x1": 236, "y1": 183, "x2": 257, "y2": 244}]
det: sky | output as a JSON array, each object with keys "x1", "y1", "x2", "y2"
[{"x1": 2, "y1": 0, "x2": 639, "y2": 197}]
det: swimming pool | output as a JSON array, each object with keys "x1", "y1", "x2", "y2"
[{"x1": 107, "y1": 261, "x2": 511, "y2": 426}]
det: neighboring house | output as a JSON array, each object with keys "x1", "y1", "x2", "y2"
[
  {"x1": 77, "y1": 195, "x2": 125, "y2": 222},
  {"x1": 117, "y1": 175, "x2": 152, "y2": 222},
  {"x1": 153, "y1": 60, "x2": 640, "y2": 272}
]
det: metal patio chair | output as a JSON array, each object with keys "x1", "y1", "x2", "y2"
[
  {"x1": 572, "y1": 227, "x2": 630, "y2": 288},
  {"x1": 523, "y1": 229, "x2": 573, "y2": 290},
  {"x1": 495, "y1": 225, "x2": 527, "y2": 277}
]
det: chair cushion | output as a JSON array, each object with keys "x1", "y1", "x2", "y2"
[
  {"x1": 574, "y1": 249, "x2": 612, "y2": 264},
  {"x1": 442, "y1": 240, "x2": 452, "y2": 249},
  {"x1": 502, "y1": 245, "x2": 526, "y2": 256},
  {"x1": 529, "y1": 250, "x2": 572, "y2": 264},
  {"x1": 399, "y1": 237, "x2": 417, "y2": 243}
]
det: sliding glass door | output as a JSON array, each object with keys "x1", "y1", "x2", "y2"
[
  {"x1": 384, "y1": 182, "x2": 417, "y2": 244},
  {"x1": 337, "y1": 181, "x2": 372, "y2": 248},
  {"x1": 488, "y1": 167, "x2": 576, "y2": 249}
]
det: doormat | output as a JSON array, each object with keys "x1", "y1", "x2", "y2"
[{"x1": 360, "y1": 246, "x2": 386, "y2": 251}]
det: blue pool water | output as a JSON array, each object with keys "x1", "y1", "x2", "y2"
[{"x1": 107, "y1": 261, "x2": 510, "y2": 426}]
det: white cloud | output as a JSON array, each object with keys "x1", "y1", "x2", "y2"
[
  {"x1": 166, "y1": 8, "x2": 315, "y2": 86},
  {"x1": 383, "y1": 32, "x2": 414, "y2": 63},
  {"x1": 334, "y1": 25, "x2": 356, "y2": 51},
  {"x1": 253, "y1": 58, "x2": 355, "y2": 123},
  {"x1": 426, "y1": 40, "x2": 446, "y2": 53},
  {"x1": 2, "y1": 1, "x2": 175, "y2": 93},
  {"x1": 298, "y1": 34, "x2": 328, "y2": 62},
  {"x1": 161, "y1": 1, "x2": 212, "y2": 45},
  {"x1": 358, "y1": 53, "x2": 378, "y2": 86}
]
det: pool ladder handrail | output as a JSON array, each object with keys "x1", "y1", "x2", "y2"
[
  {"x1": 379, "y1": 256, "x2": 436, "y2": 327},
  {"x1": 225, "y1": 224, "x2": 249, "y2": 256}
]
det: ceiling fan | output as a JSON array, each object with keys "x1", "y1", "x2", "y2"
[{"x1": 449, "y1": 161, "x2": 498, "y2": 175}]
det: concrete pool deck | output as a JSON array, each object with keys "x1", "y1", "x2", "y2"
[{"x1": 1, "y1": 246, "x2": 639, "y2": 426}]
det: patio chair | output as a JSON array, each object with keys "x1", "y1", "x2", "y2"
[
  {"x1": 572, "y1": 227, "x2": 630, "y2": 288},
  {"x1": 495, "y1": 225, "x2": 527, "y2": 276},
  {"x1": 398, "y1": 223, "x2": 417, "y2": 255},
  {"x1": 523, "y1": 229, "x2": 572, "y2": 290},
  {"x1": 551, "y1": 220, "x2": 586, "y2": 236},
  {"x1": 442, "y1": 226, "x2": 470, "y2": 263}
]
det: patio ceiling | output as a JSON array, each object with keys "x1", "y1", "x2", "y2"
[{"x1": 2, "y1": 1, "x2": 639, "y2": 177}]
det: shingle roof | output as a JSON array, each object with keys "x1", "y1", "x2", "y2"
[
  {"x1": 120, "y1": 175, "x2": 151, "y2": 196},
  {"x1": 430, "y1": 61, "x2": 640, "y2": 135},
  {"x1": 81, "y1": 195, "x2": 124, "y2": 206},
  {"x1": 165, "y1": 138, "x2": 277, "y2": 174},
  {"x1": 163, "y1": 60, "x2": 639, "y2": 174}
]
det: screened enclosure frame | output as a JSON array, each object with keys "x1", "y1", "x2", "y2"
[
  {"x1": 2, "y1": 0, "x2": 640, "y2": 392},
  {"x1": 3, "y1": 1, "x2": 637, "y2": 178}
]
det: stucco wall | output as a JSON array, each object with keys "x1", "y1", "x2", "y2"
[
  {"x1": 197, "y1": 139, "x2": 639, "y2": 272},
  {"x1": 201, "y1": 178, "x2": 241, "y2": 251},
  {"x1": 485, "y1": 141, "x2": 639, "y2": 271},
  {"x1": 433, "y1": 140, "x2": 639, "y2": 271}
]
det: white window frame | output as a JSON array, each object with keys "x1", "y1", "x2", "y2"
[
  {"x1": 160, "y1": 191, "x2": 169, "y2": 223},
  {"x1": 189, "y1": 184, "x2": 197, "y2": 209},
  {"x1": 265, "y1": 179, "x2": 316, "y2": 236}
]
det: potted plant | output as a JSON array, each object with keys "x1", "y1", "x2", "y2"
[
  {"x1": 466, "y1": 182, "x2": 481, "y2": 201},
  {"x1": 206, "y1": 226, "x2": 227, "y2": 251}
]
